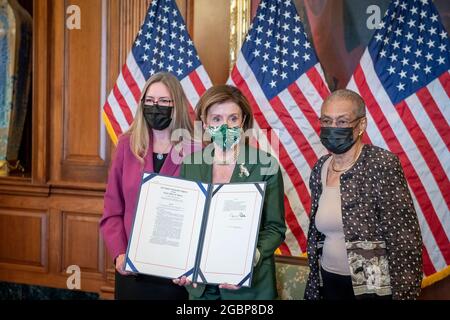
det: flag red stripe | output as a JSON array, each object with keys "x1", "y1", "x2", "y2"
[
  {"x1": 231, "y1": 68, "x2": 310, "y2": 247},
  {"x1": 103, "y1": 101, "x2": 123, "y2": 138},
  {"x1": 255, "y1": 119, "x2": 311, "y2": 216},
  {"x1": 438, "y1": 71, "x2": 450, "y2": 97},
  {"x1": 278, "y1": 242, "x2": 291, "y2": 256},
  {"x1": 266, "y1": 141, "x2": 311, "y2": 246},
  {"x1": 361, "y1": 133, "x2": 373, "y2": 145},
  {"x1": 306, "y1": 67, "x2": 330, "y2": 100},
  {"x1": 416, "y1": 87, "x2": 450, "y2": 150},
  {"x1": 112, "y1": 84, "x2": 135, "y2": 125},
  {"x1": 396, "y1": 100, "x2": 450, "y2": 208},
  {"x1": 269, "y1": 96, "x2": 318, "y2": 168},
  {"x1": 189, "y1": 71, "x2": 207, "y2": 96},
  {"x1": 284, "y1": 195, "x2": 307, "y2": 252},
  {"x1": 287, "y1": 82, "x2": 321, "y2": 136},
  {"x1": 122, "y1": 64, "x2": 142, "y2": 102},
  {"x1": 232, "y1": 68, "x2": 312, "y2": 212},
  {"x1": 354, "y1": 64, "x2": 450, "y2": 264},
  {"x1": 186, "y1": 101, "x2": 196, "y2": 121},
  {"x1": 422, "y1": 245, "x2": 437, "y2": 276}
]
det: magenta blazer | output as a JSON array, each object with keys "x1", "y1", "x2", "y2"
[{"x1": 100, "y1": 133, "x2": 201, "y2": 260}]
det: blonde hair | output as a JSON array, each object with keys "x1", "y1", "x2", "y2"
[{"x1": 126, "y1": 72, "x2": 193, "y2": 164}]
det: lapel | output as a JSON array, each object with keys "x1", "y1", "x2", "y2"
[
  {"x1": 143, "y1": 133, "x2": 154, "y2": 173},
  {"x1": 160, "y1": 145, "x2": 180, "y2": 176},
  {"x1": 230, "y1": 143, "x2": 254, "y2": 183},
  {"x1": 200, "y1": 144, "x2": 213, "y2": 183}
]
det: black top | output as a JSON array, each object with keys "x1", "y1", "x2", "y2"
[{"x1": 152, "y1": 152, "x2": 168, "y2": 173}]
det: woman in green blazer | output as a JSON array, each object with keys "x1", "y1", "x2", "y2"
[{"x1": 173, "y1": 85, "x2": 286, "y2": 300}]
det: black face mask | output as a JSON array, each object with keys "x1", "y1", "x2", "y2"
[
  {"x1": 320, "y1": 126, "x2": 357, "y2": 154},
  {"x1": 143, "y1": 104, "x2": 173, "y2": 130}
]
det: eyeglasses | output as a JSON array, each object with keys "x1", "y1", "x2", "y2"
[
  {"x1": 319, "y1": 116, "x2": 364, "y2": 128},
  {"x1": 143, "y1": 97, "x2": 173, "y2": 107}
]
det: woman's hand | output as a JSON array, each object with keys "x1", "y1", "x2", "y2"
[
  {"x1": 115, "y1": 253, "x2": 133, "y2": 276},
  {"x1": 219, "y1": 283, "x2": 240, "y2": 290},
  {"x1": 173, "y1": 276, "x2": 197, "y2": 288}
]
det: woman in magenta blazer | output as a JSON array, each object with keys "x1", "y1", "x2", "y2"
[{"x1": 100, "y1": 72, "x2": 199, "y2": 300}]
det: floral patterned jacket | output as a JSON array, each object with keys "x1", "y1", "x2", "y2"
[{"x1": 304, "y1": 144, "x2": 423, "y2": 300}]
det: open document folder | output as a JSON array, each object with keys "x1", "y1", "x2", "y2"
[{"x1": 125, "y1": 173, "x2": 266, "y2": 287}]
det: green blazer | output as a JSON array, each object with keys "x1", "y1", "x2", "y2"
[{"x1": 180, "y1": 143, "x2": 286, "y2": 300}]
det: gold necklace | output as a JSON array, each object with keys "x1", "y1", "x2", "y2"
[
  {"x1": 331, "y1": 159, "x2": 356, "y2": 173},
  {"x1": 331, "y1": 144, "x2": 363, "y2": 173}
]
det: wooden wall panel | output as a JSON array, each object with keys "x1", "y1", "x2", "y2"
[
  {"x1": 118, "y1": 0, "x2": 152, "y2": 63},
  {"x1": 192, "y1": 0, "x2": 231, "y2": 85},
  {"x1": 32, "y1": 0, "x2": 50, "y2": 184},
  {"x1": 62, "y1": 212, "x2": 103, "y2": 275},
  {"x1": 58, "y1": 0, "x2": 107, "y2": 183},
  {"x1": 64, "y1": 0, "x2": 102, "y2": 163},
  {"x1": 49, "y1": 0, "x2": 64, "y2": 183},
  {"x1": 0, "y1": 208, "x2": 47, "y2": 270},
  {"x1": 176, "y1": 0, "x2": 193, "y2": 36}
]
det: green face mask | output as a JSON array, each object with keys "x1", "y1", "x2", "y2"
[{"x1": 207, "y1": 124, "x2": 242, "y2": 151}]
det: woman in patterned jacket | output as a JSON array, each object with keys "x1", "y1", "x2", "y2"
[{"x1": 304, "y1": 89, "x2": 423, "y2": 300}]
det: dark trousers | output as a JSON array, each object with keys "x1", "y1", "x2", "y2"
[
  {"x1": 320, "y1": 267, "x2": 392, "y2": 300},
  {"x1": 320, "y1": 267, "x2": 355, "y2": 300},
  {"x1": 115, "y1": 271, "x2": 188, "y2": 300}
]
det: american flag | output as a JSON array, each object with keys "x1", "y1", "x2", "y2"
[
  {"x1": 228, "y1": 0, "x2": 330, "y2": 255},
  {"x1": 102, "y1": 0, "x2": 212, "y2": 144},
  {"x1": 346, "y1": 0, "x2": 450, "y2": 285}
]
